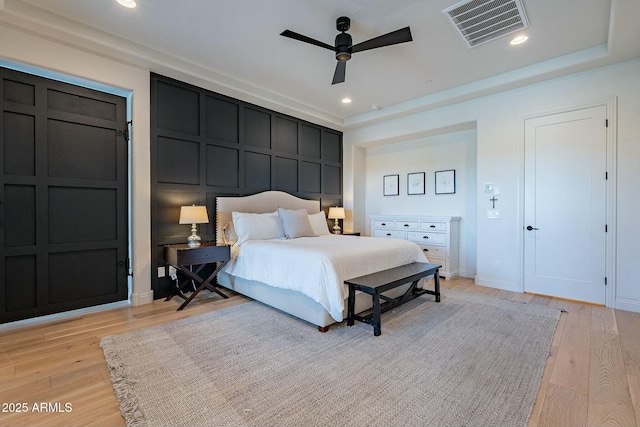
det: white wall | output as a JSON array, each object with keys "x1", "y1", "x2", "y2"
[
  {"x1": 364, "y1": 130, "x2": 477, "y2": 278},
  {"x1": 344, "y1": 58, "x2": 640, "y2": 312}
]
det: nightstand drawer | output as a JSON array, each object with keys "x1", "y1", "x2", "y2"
[
  {"x1": 165, "y1": 244, "x2": 230, "y2": 267},
  {"x1": 373, "y1": 229, "x2": 406, "y2": 239},
  {"x1": 420, "y1": 222, "x2": 446, "y2": 232},
  {"x1": 408, "y1": 231, "x2": 446, "y2": 245},
  {"x1": 395, "y1": 221, "x2": 419, "y2": 230}
]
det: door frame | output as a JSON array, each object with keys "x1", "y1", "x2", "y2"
[{"x1": 517, "y1": 97, "x2": 617, "y2": 308}]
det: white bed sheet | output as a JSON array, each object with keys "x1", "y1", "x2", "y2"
[{"x1": 223, "y1": 235, "x2": 428, "y2": 321}]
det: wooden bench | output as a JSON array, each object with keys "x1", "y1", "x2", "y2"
[{"x1": 345, "y1": 262, "x2": 441, "y2": 336}]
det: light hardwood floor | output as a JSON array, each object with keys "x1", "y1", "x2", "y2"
[{"x1": 0, "y1": 278, "x2": 639, "y2": 427}]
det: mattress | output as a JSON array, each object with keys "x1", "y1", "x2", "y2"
[{"x1": 223, "y1": 234, "x2": 427, "y2": 321}]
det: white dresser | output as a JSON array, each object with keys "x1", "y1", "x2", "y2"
[{"x1": 370, "y1": 215, "x2": 461, "y2": 278}]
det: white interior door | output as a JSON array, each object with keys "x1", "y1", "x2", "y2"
[{"x1": 524, "y1": 106, "x2": 607, "y2": 304}]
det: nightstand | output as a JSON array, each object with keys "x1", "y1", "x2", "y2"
[{"x1": 164, "y1": 243, "x2": 230, "y2": 310}]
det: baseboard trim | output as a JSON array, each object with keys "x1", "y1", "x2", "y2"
[
  {"x1": 474, "y1": 276, "x2": 517, "y2": 292},
  {"x1": 131, "y1": 290, "x2": 154, "y2": 306},
  {"x1": 615, "y1": 298, "x2": 640, "y2": 313},
  {"x1": 459, "y1": 270, "x2": 476, "y2": 279}
]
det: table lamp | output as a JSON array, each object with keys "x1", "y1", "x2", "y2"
[
  {"x1": 328, "y1": 207, "x2": 345, "y2": 234},
  {"x1": 179, "y1": 205, "x2": 209, "y2": 247}
]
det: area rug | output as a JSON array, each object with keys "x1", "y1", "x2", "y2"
[{"x1": 100, "y1": 288, "x2": 560, "y2": 427}]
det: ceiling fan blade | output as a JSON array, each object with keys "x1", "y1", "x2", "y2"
[
  {"x1": 332, "y1": 61, "x2": 346, "y2": 85},
  {"x1": 280, "y1": 30, "x2": 334, "y2": 51},
  {"x1": 351, "y1": 26, "x2": 412, "y2": 53}
]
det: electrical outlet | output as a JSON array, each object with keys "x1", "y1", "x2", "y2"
[{"x1": 487, "y1": 209, "x2": 500, "y2": 219}]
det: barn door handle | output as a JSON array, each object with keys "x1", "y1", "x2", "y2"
[{"x1": 526, "y1": 225, "x2": 539, "y2": 231}]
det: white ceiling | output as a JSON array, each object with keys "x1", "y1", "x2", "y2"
[{"x1": 2, "y1": 0, "x2": 640, "y2": 129}]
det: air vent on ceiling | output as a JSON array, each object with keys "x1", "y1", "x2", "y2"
[{"x1": 442, "y1": 0, "x2": 529, "y2": 49}]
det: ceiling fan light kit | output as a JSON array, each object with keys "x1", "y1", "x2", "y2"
[{"x1": 280, "y1": 16, "x2": 413, "y2": 85}]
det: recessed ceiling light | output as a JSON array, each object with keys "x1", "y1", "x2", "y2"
[
  {"x1": 510, "y1": 35, "x2": 528, "y2": 45},
  {"x1": 341, "y1": 97, "x2": 352, "y2": 104},
  {"x1": 117, "y1": 0, "x2": 137, "y2": 8}
]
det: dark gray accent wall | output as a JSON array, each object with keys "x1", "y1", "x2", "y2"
[{"x1": 150, "y1": 74, "x2": 343, "y2": 298}]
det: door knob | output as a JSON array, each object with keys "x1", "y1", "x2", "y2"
[{"x1": 526, "y1": 225, "x2": 539, "y2": 231}]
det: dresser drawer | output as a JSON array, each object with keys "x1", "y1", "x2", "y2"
[
  {"x1": 425, "y1": 257, "x2": 447, "y2": 273},
  {"x1": 418, "y1": 245, "x2": 446, "y2": 258},
  {"x1": 407, "y1": 231, "x2": 446, "y2": 245},
  {"x1": 420, "y1": 222, "x2": 446, "y2": 232},
  {"x1": 373, "y1": 229, "x2": 406, "y2": 239},
  {"x1": 394, "y1": 221, "x2": 419, "y2": 230},
  {"x1": 372, "y1": 220, "x2": 395, "y2": 229}
]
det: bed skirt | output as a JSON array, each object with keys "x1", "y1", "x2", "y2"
[{"x1": 217, "y1": 271, "x2": 414, "y2": 329}]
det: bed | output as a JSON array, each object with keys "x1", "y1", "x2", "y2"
[{"x1": 215, "y1": 191, "x2": 429, "y2": 331}]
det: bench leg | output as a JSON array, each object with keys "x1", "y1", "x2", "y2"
[
  {"x1": 372, "y1": 293, "x2": 382, "y2": 336},
  {"x1": 347, "y1": 285, "x2": 355, "y2": 326},
  {"x1": 434, "y1": 270, "x2": 441, "y2": 302}
]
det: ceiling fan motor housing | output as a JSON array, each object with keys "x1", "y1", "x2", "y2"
[
  {"x1": 336, "y1": 16, "x2": 350, "y2": 32},
  {"x1": 335, "y1": 32, "x2": 352, "y2": 61}
]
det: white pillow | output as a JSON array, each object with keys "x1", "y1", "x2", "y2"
[
  {"x1": 308, "y1": 211, "x2": 331, "y2": 236},
  {"x1": 222, "y1": 221, "x2": 238, "y2": 245},
  {"x1": 278, "y1": 208, "x2": 315, "y2": 239},
  {"x1": 232, "y1": 211, "x2": 285, "y2": 244}
]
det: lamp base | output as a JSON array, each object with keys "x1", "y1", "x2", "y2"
[
  {"x1": 332, "y1": 219, "x2": 342, "y2": 235},
  {"x1": 187, "y1": 224, "x2": 201, "y2": 247}
]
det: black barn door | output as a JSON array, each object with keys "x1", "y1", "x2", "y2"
[{"x1": 1, "y1": 67, "x2": 129, "y2": 323}]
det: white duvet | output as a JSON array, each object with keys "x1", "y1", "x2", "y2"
[{"x1": 223, "y1": 235, "x2": 428, "y2": 321}]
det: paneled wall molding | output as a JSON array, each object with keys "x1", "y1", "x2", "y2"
[{"x1": 150, "y1": 74, "x2": 343, "y2": 298}]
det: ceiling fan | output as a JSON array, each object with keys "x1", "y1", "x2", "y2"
[{"x1": 280, "y1": 16, "x2": 413, "y2": 85}]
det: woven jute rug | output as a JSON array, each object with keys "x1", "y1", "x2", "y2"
[{"x1": 100, "y1": 288, "x2": 560, "y2": 427}]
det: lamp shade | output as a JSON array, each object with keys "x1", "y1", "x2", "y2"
[
  {"x1": 328, "y1": 207, "x2": 345, "y2": 220},
  {"x1": 179, "y1": 205, "x2": 209, "y2": 224}
]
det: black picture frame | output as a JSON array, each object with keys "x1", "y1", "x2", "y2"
[
  {"x1": 435, "y1": 170, "x2": 456, "y2": 194},
  {"x1": 383, "y1": 174, "x2": 399, "y2": 196},
  {"x1": 407, "y1": 172, "x2": 425, "y2": 195}
]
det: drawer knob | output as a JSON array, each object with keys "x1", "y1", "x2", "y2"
[
  {"x1": 403, "y1": 224, "x2": 409, "y2": 227},
  {"x1": 422, "y1": 236, "x2": 428, "y2": 239},
  {"x1": 423, "y1": 248, "x2": 429, "y2": 252},
  {"x1": 381, "y1": 223, "x2": 386, "y2": 226},
  {"x1": 386, "y1": 233, "x2": 391, "y2": 236},
  {"x1": 430, "y1": 225, "x2": 436, "y2": 228}
]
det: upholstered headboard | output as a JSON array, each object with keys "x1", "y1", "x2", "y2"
[{"x1": 216, "y1": 191, "x2": 321, "y2": 244}]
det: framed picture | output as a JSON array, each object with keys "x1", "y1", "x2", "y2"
[
  {"x1": 435, "y1": 170, "x2": 456, "y2": 194},
  {"x1": 407, "y1": 172, "x2": 425, "y2": 195},
  {"x1": 383, "y1": 174, "x2": 399, "y2": 196}
]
